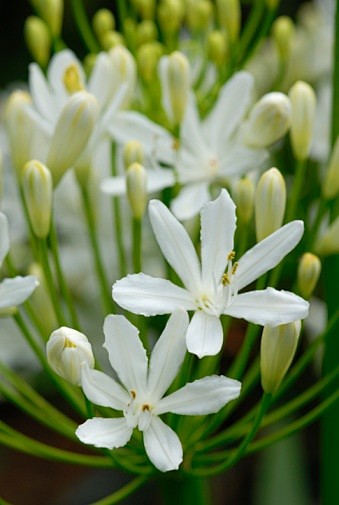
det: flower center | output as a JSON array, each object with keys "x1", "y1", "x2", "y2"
[
  {"x1": 208, "y1": 156, "x2": 219, "y2": 177},
  {"x1": 124, "y1": 390, "x2": 153, "y2": 431},
  {"x1": 63, "y1": 64, "x2": 84, "y2": 94}
]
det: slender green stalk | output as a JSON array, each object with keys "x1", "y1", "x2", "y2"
[
  {"x1": 49, "y1": 219, "x2": 80, "y2": 329},
  {"x1": 235, "y1": 0, "x2": 265, "y2": 63},
  {"x1": 159, "y1": 474, "x2": 211, "y2": 505},
  {"x1": 111, "y1": 143, "x2": 128, "y2": 277},
  {"x1": 227, "y1": 323, "x2": 260, "y2": 380},
  {"x1": 69, "y1": 0, "x2": 100, "y2": 53},
  {"x1": 132, "y1": 217, "x2": 142, "y2": 273},
  {"x1": 80, "y1": 186, "x2": 113, "y2": 315},
  {"x1": 90, "y1": 475, "x2": 149, "y2": 505},
  {"x1": 115, "y1": 0, "x2": 128, "y2": 32},
  {"x1": 286, "y1": 159, "x2": 308, "y2": 222}
]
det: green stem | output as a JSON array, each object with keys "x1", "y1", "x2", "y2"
[
  {"x1": 286, "y1": 159, "x2": 308, "y2": 222},
  {"x1": 159, "y1": 474, "x2": 211, "y2": 505},
  {"x1": 49, "y1": 219, "x2": 80, "y2": 329},
  {"x1": 132, "y1": 217, "x2": 142, "y2": 273},
  {"x1": 235, "y1": 0, "x2": 265, "y2": 63},
  {"x1": 69, "y1": 0, "x2": 100, "y2": 53},
  {"x1": 80, "y1": 186, "x2": 113, "y2": 315},
  {"x1": 111, "y1": 143, "x2": 128, "y2": 278},
  {"x1": 227, "y1": 323, "x2": 260, "y2": 380},
  {"x1": 90, "y1": 475, "x2": 149, "y2": 505}
]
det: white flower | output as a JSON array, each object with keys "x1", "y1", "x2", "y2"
[
  {"x1": 0, "y1": 212, "x2": 38, "y2": 313},
  {"x1": 76, "y1": 309, "x2": 241, "y2": 472},
  {"x1": 113, "y1": 190, "x2": 309, "y2": 358}
]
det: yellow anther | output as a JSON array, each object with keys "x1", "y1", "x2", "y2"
[
  {"x1": 172, "y1": 139, "x2": 180, "y2": 150},
  {"x1": 63, "y1": 64, "x2": 84, "y2": 94},
  {"x1": 130, "y1": 389, "x2": 136, "y2": 399},
  {"x1": 64, "y1": 338, "x2": 77, "y2": 348},
  {"x1": 142, "y1": 404, "x2": 150, "y2": 411},
  {"x1": 222, "y1": 273, "x2": 230, "y2": 286},
  {"x1": 227, "y1": 250, "x2": 235, "y2": 261},
  {"x1": 232, "y1": 262, "x2": 239, "y2": 275}
]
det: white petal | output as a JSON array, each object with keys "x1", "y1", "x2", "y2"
[
  {"x1": 148, "y1": 309, "x2": 189, "y2": 401},
  {"x1": 143, "y1": 416, "x2": 183, "y2": 472},
  {"x1": 186, "y1": 311, "x2": 224, "y2": 358},
  {"x1": 181, "y1": 94, "x2": 209, "y2": 159},
  {"x1": 203, "y1": 71, "x2": 254, "y2": 150},
  {"x1": 29, "y1": 63, "x2": 57, "y2": 123},
  {"x1": 0, "y1": 276, "x2": 39, "y2": 309},
  {"x1": 88, "y1": 52, "x2": 115, "y2": 109},
  {"x1": 225, "y1": 288, "x2": 310, "y2": 326},
  {"x1": 80, "y1": 362, "x2": 129, "y2": 410},
  {"x1": 76, "y1": 417, "x2": 133, "y2": 449},
  {"x1": 100, "y1": 176, "x2": 126, "y2": 196},
  {"x1": 0, "y1": 212, "x2": 9, "y2": 266},
  {"x1": 219, "y1": 144, "x2": 268, "y2": 178},
  {"x1": 236, "y1": 221, "x2": 304, "y2": 291},
  {"x1": 155, "y1": 375, "x2": 241, "y2": 415},
  {"x1": 149, "y1": 200, "x2": 201, "y2": 293},
  {"x1": 110, "y1": 111, "x2": 175, "y2": 164},
  {"x1": 200, "y1": 189, "x2": 236, "y2": 289},
  {"x1": 170, "y1": 182, "x2": 210, "y2": 221},
  {"x1": 48, "y1": 49, "x2": 85, "y2": 105},
  {"x1": 101, "y1": 169, "x2": 175, "y2": 197},
  {"x1": 113, "y1": 273, "x2": 195, "y2": 315},
  {"x1": 103, "y1": 315, "x2": 148, "y2": 394}
]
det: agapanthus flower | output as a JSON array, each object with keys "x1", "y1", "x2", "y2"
[
  {"x1": 76, "y1": 309, "x2": 240, "y2": 472},
  {"x1": 0, "y1": 212, "x2": 38, "y2": 313},
  {"x1": 113, "y1": 190, "x2": 309, "y2": 358}
]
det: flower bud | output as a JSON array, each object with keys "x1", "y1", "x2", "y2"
[
  {"x1": 297, "y1": 253, "x2": 321, "y2": 299},
  {"x1": 261, "y1": 321, "x2": 301, "y2": 393},
  {"x1": 126, "y1": 163, "x2": 147, "y2": 219},
  {"x1": 216, "y1": 0, "x2": 240, "y2": 43},
  {"x1": 101, "y1": 30, "x2": 124, "y2": 51},
  {"x1": 272, "y1": 16, "x2": 295, "y2": 63},
  {"x1": 137, "y1": 41, "x2": 164, "y2": 83},
  {"x1": 322, "y1": 136, "x2": 339, "y2": 200},
  {"x1": 47, "y1": 327, "x2": 95, "y2": 386},
  {"x1": 233, "y1": 176, "x2": 255, "y2": 224},
  {"x1": 243, "y1": 92, "x2": 291, "y2": 148},
  {"x1": 0, "y1": 148, "x2": 3, "y2": 203},
  {"x1": 135, "y1": 0, "x2": 156, "y2": 19},
  {"x1": 123, "y1": 141, "x2": 145, "y2": 169},
  {"x1": 207, "y1": 30, "x2": 228, "y2": 66},
  {"x1": 92, "y1": 8, "x2": 115, "y2": 42},
  {"x1": 288, "y1": 81, "x2": 316, "y2": 161},
  {"x1": 36, "y1": 0, "x2": 64, "y2": 37},
  {"x1": 159, "y1": 51, "x2": 190, "y2": 126},
  {"x1": 109, "y1": 45, "x2": 136, "y2": 106},
  {"x1": 24, "y1": 16, "x2": 51, "y2": 68},
  {"x1": 255, "y1": 168, "x2": 286, "y2": 241},
  {"x1": 186, "y1": 0, "x2": 213, "y2": 33},
  {"x1": 136, "y1": 20, "x2": 158, "y2": 47},
  {"x1": 47, "y1": 91, "x2": 98, "y2": 186},
  {"x1": 314, "y1": 216, "x2": 339, "y2": 256},
  {"x1": 158, "y1": 0, "x2": 185, "y2": 36},
  {"x1": 22, "y1": 160, "x2": 52, "y2": 238}
]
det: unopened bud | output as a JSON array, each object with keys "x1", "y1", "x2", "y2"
[
  {"x1": 47, "y1": 91, "x2": 98, "y2": 186},
  {"x1": 255, "y1": 168, "x2": 286, "y2": 241},
  {"x1": 244, "y1": 92, "x2": 291, "y2": 148},
  {"x1": 24, "y1": 16, "x2": 51, "y2": 68},
  {"x1": 136, "y1": 20, "x2": 158, "y2": 47},
  {"x1": 159, "y1": 51, "x2": 190, "y2": 125},
  {"x1": 289, "y1": 81, "x2": 316, "y2": 161},
  {"x1": 266, "y1": 0, "x2": 280, "y2": 8},
  {"x1": 158, "y1": 0, "x2": 185, "y2": 35},
  {"x1": 123, "y1": 141, "x2": 145, "y2": 169},
  {"x1": 272, "y1": 16, "x2": 295, "y2": 62},
  {"x1": 314, "y1": 216, "x2": 339, "y2": 256},
  {"x1": 22, "y1": 160, "x2": 52, "y2": 238},
  {"x1": 137, "y1": 41, "x2": 164, "y2": 83},
  {"x1": 47, "y1": 327, "x2": 95, "y2": 386},
  {"x1": 126, "y1": 162, "x2": 147, "y2": 219},
  {"x1": 216, "y1": 0, "x2": 240, "y2": 43},
  {"x1": 36, "y1": 0, "x2": 64, "y2": 37},
  {"x1": 233, "y1": 177, "x2": 255, "y2": 223},
  {"x1": 109, "y1": 45, "x2": 136, "y2": 106},
  {"x1": 322, "y1": 136, "x2": 339, "y2": 200},
  {"x1": 261, "y1": 320, "x2": 301, "y2": 393},
  {"x1": 186, "y1": 0, "x2": 213, "y2": 33},
  {"x1": 297, "y1": 253, "x2": 321, "y2": 299},
  {"x1": 135, "y1": 0, "x2": 156, "y2": 19},
  {"x1": 92, "y1": 8, "x2": 115, "y2": 42},
  {"x1": 101, "y1": 30, "x2": 124, "y2": 50},
  {"x1": 207, "y1": 30, "x2": 228, "y2": 66}
]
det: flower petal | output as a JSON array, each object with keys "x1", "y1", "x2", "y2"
[
  {"x1": 236, "y1": 221, "x2": 304, "y2": 290},
  {"x1": 88, "y1": 52, "x2": 115, "y2": 110},
  {"x1": 224, "y1": 288, "x2": 309, "y2": 326},
  {"x1": 143, "y1": 416, "x2": 183, "y2": 472},
  {"x1": 203, "y1": 71, "x2": 254, "y2": 150},
  {"x1": 103, "y1": 315, "x2": 148, "y2": 394},
  {"x1": 170, "y1": 182, "x2": 210, "y2": 221},
  {"x1": 200, "y1": 189, "x2": 236, "y2": 289},
  {"x1": 76, "y1": 417, "x2": 133, "y2": 449},
  {"x1": 148, "y1": 308, "x2": 189, "y2": 402},
  {"x1": 29, "y1": 63, "x2": 57, "y2": 123},
  {"x1": 186, "y1": 311, "x2": 224, "y2": 358},
  {"x1": 155, "y1": 375, "x2": 241, "y2": 415},
  {"x1": 80, "y1": 362, "x2": 129, "y2": 410},
  {"x1": 149, "y1": 200, "x2": 201, "y2": 293},
  {"x1": 0, "y1": 212, "x2": 9, "y2": 266},
  {"x1": 113, "y1": 273, "x2": 196, "y2": 315},
  {"x1": 219, "y1": 144, "x2": 268, "y2": 178},
  {"x1": 0, "y1": 276, "x2": 39, "y2": 309},
  {"x1": 181, "y1": 94, "x2": 210, "y2": 159}
]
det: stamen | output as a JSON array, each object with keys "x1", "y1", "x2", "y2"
[{"x1": 130, "y1": 389, "x2": 136, "y2": 399}]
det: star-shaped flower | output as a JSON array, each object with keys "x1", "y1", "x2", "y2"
[
  {"x1": 113, "y1": 190, "x2": 309, "y2": 358},
  {"x1": 76, "y1": 309, "x2": 240, "y2": 472},
  {"x1": 0, "y1": 212, "x2": 38, "y2": 313}
]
